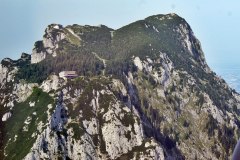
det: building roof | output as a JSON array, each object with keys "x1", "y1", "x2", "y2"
[{"x1": 59, "y1": 71, "x2": 78, "y2": 78}]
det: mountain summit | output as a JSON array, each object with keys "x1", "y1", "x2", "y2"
[{"x1": 0, "y1": 13, "x2": 240, "y2": 160}]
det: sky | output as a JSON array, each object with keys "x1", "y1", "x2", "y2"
[{"x1": 0, "y1": 0, "x2": 240, "y2": 71}]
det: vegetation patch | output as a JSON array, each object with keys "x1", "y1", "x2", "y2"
[
  {"x1": 67, "y1": 123, "x2": 84, "y2": 140},
  {"x1": 4, "y1": 87, "x2": 53, "y2": 159}
]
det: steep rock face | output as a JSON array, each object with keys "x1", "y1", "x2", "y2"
[
  {"x1": 0, "y1": 53, "x2": 34, "y2": 110},
  {"x1": 23, "y1": 77, "x2": 164, "y2": 160},
  {"x1": 175, "y1": 22, "x2": 210, "y2": 72},
  {"x1": 0, "y1": 64, "x2": 8, "y2": 85},
  {"x1": 126, "y1": 55, "x2": 240, "y2": 159},
  {"x1": 0, "y1": 52, "x2": 30, "y2": 86},
  {"x1": 31, "y1": 24, "x2": 66, "y2": 63},
  {"x1": 43, "y1": 24, "x2": 65, "y2": 50},
  {"x1": 31, "y1": 41, "x2": 46, "y2": 64},
  {"x1": 0, "y1": 60, "x2": 18, "y2": 86},
  {"x1": 1, "y1": 13, "x2": 240, "y2": 160}
]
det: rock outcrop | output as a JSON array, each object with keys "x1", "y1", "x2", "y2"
[
  {"x1": 1, "y1": 112, "x2": 12, "y2": 122},
  {"x1": 31, "y1": 24, "x2": 66, "y2": 63}
]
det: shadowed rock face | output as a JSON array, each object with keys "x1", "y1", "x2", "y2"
[{"x1": 0, "y1": 13, "x2": 240, "y2": 159}]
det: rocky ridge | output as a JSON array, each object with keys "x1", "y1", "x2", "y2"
[{"x1": 0, "y1": 13, "x2": 240, "y2": 160}]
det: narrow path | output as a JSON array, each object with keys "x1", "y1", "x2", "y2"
[
  {"x1": 66, "y1": 28, "x2": 81, "y2": 41},
  {"x1": 92, "y1": 52, "x2": 107, "y2": 75}
]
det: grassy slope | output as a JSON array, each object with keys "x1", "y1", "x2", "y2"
[{"x1": 4, "y1": 87, "x2": 53, "y2": 160}]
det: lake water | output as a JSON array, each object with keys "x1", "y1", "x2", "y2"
[{"x1": 212, "y1": 65, "x2": 240, "y2": 93}]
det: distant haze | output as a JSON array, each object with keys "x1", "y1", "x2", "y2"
[{"x1": 0, "y1": 0, "x2": 240, "y2": 70}]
